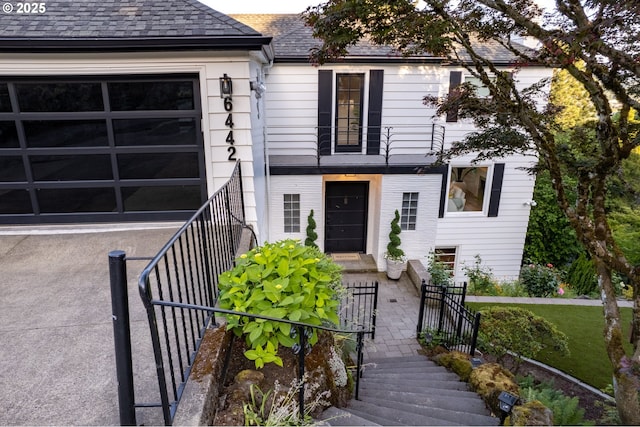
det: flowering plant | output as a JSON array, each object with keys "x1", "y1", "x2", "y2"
[
  {"x1": 519, "y1": 262, "x2": 560, "y2": 297},
  {"x1": 218, "y1": 239, "x2": 343, "y2": 368}
]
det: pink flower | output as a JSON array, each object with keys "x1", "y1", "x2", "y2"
[
  {"x1": 558, "y1": 287, "x2": 565, "y2": 296},
  {"x1": 547, "y1": 263, "x2": 554, "y2": 268}
]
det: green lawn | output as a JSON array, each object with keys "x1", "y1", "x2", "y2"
[{"x1": 466, "y1": 302, "x2": 633, "y2": 390}]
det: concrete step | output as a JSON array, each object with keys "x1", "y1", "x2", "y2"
[
  {"x1": 361, "y1": 370, "x2": 461, "y2": 381},
  {"x1": 362, "y1": 396, "x2": 497, "y2": 426},
  {"x1": 366, "y1": 355, "x2": 432, "y2": 365},
  {"x1": 319, "y1": 354, "x2": 498, "y2": 426},
  {"x1": 357, "y1": 388, "x2": 489, "y2": 414},
  {"x1": 359, "y1": 376, "x2": 469, "y2": 391},
  {"x1": 316, "y1": 406, "x2": 381, "y2": 426},
  {"x1": 336, "y1": 406, "x2": 404, "y2": 426},
  {"x1": 347, "y1": 400, "x2": 459, "y2": 426},
  {"x1": 358, "y1": 380, "x2": 479, "y2": 398},
  {"x1": 365, "y1": 364, "x2": 453, "y2": 374}
]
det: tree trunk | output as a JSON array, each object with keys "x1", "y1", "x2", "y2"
[{"x1": 596, "y1": 258, "x2": 640, "y2": 425}]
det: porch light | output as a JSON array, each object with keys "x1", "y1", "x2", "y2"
[
  {"x1": 523, "y1": 200, "x2": 537, "y2": 207},
  {"x1": 497, "y1": 391, "x2": 518, "y2": 424},
  {"x1": 219, "y1": 74, "x2": 233, "y2": 98}
]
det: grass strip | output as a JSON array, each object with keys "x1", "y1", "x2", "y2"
[{"x1": 466, "y1": 302, "x2": 633, "y2": 390}]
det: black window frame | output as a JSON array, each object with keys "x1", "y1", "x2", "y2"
[{"x1": 335, "y1": 73, "x2": 365, "y2": 153}]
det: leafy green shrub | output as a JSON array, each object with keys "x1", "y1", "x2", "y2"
[
  {"x1": 427, "y1": 252, "x2": 452, "y2": 286},
  {"x1": 518, "y1": 375, "x2": 592, "y2": 425},
  {"x1": 218, "y1": 239, "x2": 343, "y2": 368},
  {"x1": 566, "y1": 253, "x2": 598, "y2": 296},
  {"x1": 520, "y1": 263, "x2": 560, "y2": 297},
  {"x1": 463, "y1": 255, "x2": 495, "y2": 294},
  {"x1": 385, "y1": 210, "x2": 405, "y2": 261},
  {"x1": 478, "y1": 306, "x2": 569, "y2": 372},
  {"x1": 304, "y1": 210, "x2": 318, "y2": 248}
]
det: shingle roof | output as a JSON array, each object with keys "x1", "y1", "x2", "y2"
[
  {"x1": 0, "y1": 0, "x2": 272, "y2": 53},
  {"x1": 231, "y1": 14, "x2": 411, "y2": 62},
  {"x1": 232, "y1": 13, "x2": 526, "y2": 65}
]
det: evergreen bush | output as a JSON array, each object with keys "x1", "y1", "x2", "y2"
[
  {"x1": 566, "y1": 253, "x2": 598, "y2": 296},
  {"x1": 385, "y1": 210, "x2": 405, "y2": 262},
  {"x1": 305, "y1": 209, "x2": 318, "y2": 248}
]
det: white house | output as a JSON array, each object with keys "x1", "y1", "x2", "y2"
[
  {"x1": 0, "y1": 3, "x2": 551, "y2": 281},
  {"x1": 233, "y1": 14, "x2": 551, "y2": 281}
]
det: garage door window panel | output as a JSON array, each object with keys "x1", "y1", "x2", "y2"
[
  {"x1": 0, "y1": 157, "x2": 27, "y2": 181},
  {"x1": 117, "y1": 152, "x2": 199, "y2": 180},
  {"x1": 0, "y1": 189, "x2": 32, "y2": 214},
  {"x1": 15, "y1": 82, "x2": 103, "y2": 112},
  {"x1": 37, "y1": 187, "x2": 117, "y2": 213},
  {"x1": 0, "y1": 121, "x2": 19, "y2": 148},
  {"x1": 108, "y1": 81, "x2": 194, "y2": 111},
  {"x1": 31, "y1": 154, "x2": 113, "y2": 181},
  {"x1": 122, "y1": 185, "x2": 201, "y2": 211},
  {"x1": 23, "y1": 120, "x2": 109, "y2": 148},
  {"x1": 0, "y1": 84, "x2": 10, "y2": 112},
  {"x1": 113, "y1": 118, "x2": 197, "y2": 146}
]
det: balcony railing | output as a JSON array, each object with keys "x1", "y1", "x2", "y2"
[{"x1": 267, "y1": 124, "x2": 445, "y2": 168}]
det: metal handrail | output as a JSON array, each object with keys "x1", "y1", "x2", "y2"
[
  {"x1": 146, "y1": 299, "x2": 368, "y2": 420},
  {"x1": 266, "y1": 124, "x2": 446, "y2": 163}
]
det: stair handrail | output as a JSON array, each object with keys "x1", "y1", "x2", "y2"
[{"x1": 138, "y1": 293, "x2": 367, "y2": 425}]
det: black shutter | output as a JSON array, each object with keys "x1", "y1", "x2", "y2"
[
  {"x1": 488, "y1": 163, "x2": 505, "y2": 217},
  {"x1": 446, "y1": 71, "x2": 462, "y2": 123},
  {"x1": 367, "y1": 70, "x2": 384, "y2": 155},
  {"x1": 438, "y1": 166, "x2": 449, "y2": 218},
  {"x1": 318, "y1": 70, "x2": 333, "y2": 156}
]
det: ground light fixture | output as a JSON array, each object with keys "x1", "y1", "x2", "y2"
[{"x1": 498, "y1": 390, "x2": 519, "y2": 425}]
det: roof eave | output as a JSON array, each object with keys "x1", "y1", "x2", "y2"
[
  {"x1": 273, "y1": 55, "x2": 447, "y2": 64},
  {"x1": 0, "y1": 36, "x2": 274, "y2": 56}
]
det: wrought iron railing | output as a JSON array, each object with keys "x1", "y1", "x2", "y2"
[
  {"x1": 340, "y1": 281, "x2": 378, "y2": 340},
  {"x1": 416, "y1": 279, "x2": 481, "y2": 356},
  {"x1": 267, "y1": 124, "x2": 446, "y2": 166},
  {"x1": 130, "y1": 160, "x2": 246, "y2": 425},
  {"x1": 110, "y1": 160, "x2": 378, "y2": 425}
]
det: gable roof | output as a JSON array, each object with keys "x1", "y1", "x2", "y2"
[
  {"x1": 233, "y1": 13, "x2": 528, "y2": 66},
  {"x1": 0, "y1": 0, "x2": 272, "y2": 55}
]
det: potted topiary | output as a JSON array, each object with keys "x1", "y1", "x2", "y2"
[{"x1": 385, "y1": 209, "x2": 406, "y2": 279}]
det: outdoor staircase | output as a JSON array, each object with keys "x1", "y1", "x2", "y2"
[{"x1": 317, "y1": 354, "x2": 499, "y2": 426}]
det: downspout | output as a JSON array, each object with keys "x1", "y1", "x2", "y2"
[{"x1": 262, "y1": 59, "x2": 274, "y2": 243}]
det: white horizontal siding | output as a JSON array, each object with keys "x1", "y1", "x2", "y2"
[
  {"x1": 376, "y1": 174, "x2": 442, "y2": 270},
  {"x1": 268, "y1": 176, "x2": 324, "y2": 246},
  {"x1": 435, "y1": 155, "x2": 537, "y2": 281}
]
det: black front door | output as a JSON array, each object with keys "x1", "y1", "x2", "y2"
[{"x1": 325, "y1": 181, "x2": 368, "y2": 253}]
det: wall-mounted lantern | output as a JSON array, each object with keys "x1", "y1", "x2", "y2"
[{"x1": 219, "y1": 74, "x2": 233, "y2": 98}]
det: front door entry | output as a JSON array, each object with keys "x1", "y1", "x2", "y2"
[{"x1": 325, "y1": 181, "x2": 368, "y2": 253}]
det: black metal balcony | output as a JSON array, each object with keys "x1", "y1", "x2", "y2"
[{"x1": 267, "y1": 124, "x2": 445, "y2": 172}]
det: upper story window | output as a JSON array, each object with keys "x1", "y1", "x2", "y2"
[
  {"x1": 335, "y1": 74, "x2": 365, "y2": 152},
  {"x1": 318, "y1": 70, "x2": 384, "y2": 156},
  {"x1": 401, "y1": 192, "x2": 419, "y2": 230},
  {"x1": 464, "y1": 76, "x2": 492, "y2": 98},
  {"x1": 447, "y1": 166, "x2": 488, "y2": 213}
]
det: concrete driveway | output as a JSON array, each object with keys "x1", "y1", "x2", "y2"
[{"x1": 0, "y1": 225, "x2": 181, "y2": 425}]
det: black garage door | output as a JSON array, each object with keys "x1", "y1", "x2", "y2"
[{"x1": 0, "y1": 75, "x2": 207, "y2": 224}]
